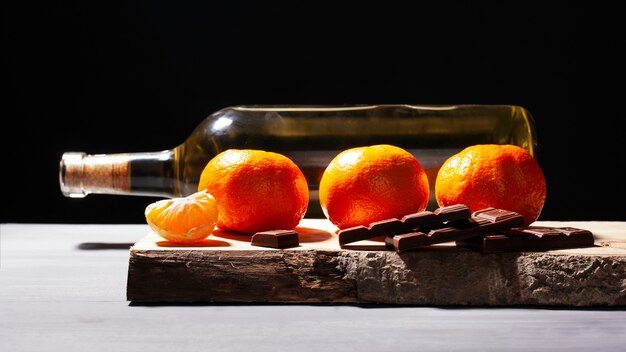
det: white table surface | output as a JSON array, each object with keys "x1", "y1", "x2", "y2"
[{"x1": 1, "y1": 223, "x2": 625, "y2": 352}]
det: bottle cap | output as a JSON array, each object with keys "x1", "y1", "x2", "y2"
[
  {"x1": 59, "y1": 152, "x2": 131, "y2": 197},
  {"x1": 59, "y1": 152, "x2": 87, "y2": 198}
]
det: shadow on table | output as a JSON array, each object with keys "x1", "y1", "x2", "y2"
[
  {"x1": 77, "y1": 242, "x2": 134, "y2": 250},
  {"x1": 294, "y1": 226, "x2": 333, "y2": 243},
  {"x1": 211, "y1": 226, "x2": 333, "y2": 244}
]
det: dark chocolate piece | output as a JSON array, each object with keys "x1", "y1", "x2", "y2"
[
  {"x1": 401, "y1": 204, "x2": 471, "y2": 228},
  {"x1": 389, "y1": 208, "x2": 524, "y2": 252},
  {"x1": 457, "y1": 226, "x2": 594, "y2": 253},
  {"x1": 472, "y1": 208, "x2": 517, "y2": 222},
  {"x1": 336, "y1": 225, "x2": 370, "y2": 245},
  {"x1": 338, "y1": 204, "x2": 471, "y2": 247},
  {"x1": 251, "y1": 230, "x2": 299, "y2": 249},
  {"x1": 471, "y1": 208, "x2": 525, "y2": 232},
  {"x1": 388, "y1": 219, "x2": 480, "y2": 252},
  {"x1": 338, "y1": 219, "x2": 404, "y2": 247},
  {"x1": 368, "y1": 218, "x2": 406, "y2": 236}
]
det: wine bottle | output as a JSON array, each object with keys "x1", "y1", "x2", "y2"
[{"x1": 59, "y1": 105, "x2": 538, "y2": 217}]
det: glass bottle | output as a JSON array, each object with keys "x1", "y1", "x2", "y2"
[{"x1": 59, "y1": 104, "x2": 538, "y2": 217}]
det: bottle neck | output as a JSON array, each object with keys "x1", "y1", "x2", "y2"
[{"x1": 59, "y1": 150, "x2": 178, "y2": 198}]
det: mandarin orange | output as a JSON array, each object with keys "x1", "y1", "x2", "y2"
[
  {"x1": 198, "y1": 149, "x2": 309, "y2": 234},
  {"x1": 435, "y1": 144, "x2": 546, "y2": 226},
  {"x1": 319, "y1": 144, "x2": 429, "y2": 229},
  {"x1": 144, "y1": 190, "x2": 218, "y2": 243}
]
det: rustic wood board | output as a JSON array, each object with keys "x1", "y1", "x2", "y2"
[{"x1": 127, "y1": 220, "x2": 626, "y2": 306}]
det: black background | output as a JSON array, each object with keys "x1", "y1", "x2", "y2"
[{"x1": 3, "y1": 1, "x2": 625, "y2": 223}]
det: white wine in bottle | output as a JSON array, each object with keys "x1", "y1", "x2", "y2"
[{"x1": 59, "y1": 105, "x2": 538, "y2": 217}]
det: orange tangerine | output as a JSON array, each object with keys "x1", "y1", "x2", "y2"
[
  {"x1": 435, "y1": 144, "x2": 546, "y2": 226},
  {"x1": 144, "y1": 190, "x2": 218, "y2": 243},
  {"x1": 319, "y1": 144, "x2": 429, "y2": 229},
  {"x1": 198, "y1": 149, "x2": 309, "y2": 234}
]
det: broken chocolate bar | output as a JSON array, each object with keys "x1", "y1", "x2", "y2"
[
  {"x1": 471, "y1": 208, "x2": 525, "y2": 231},
  {"x1": 251, "y1": 230, "x2": 300, "y2": 249},
  {"x1": 387, "y1": 208, "x2": 524, "y2": 253},
  {"x1": 456, "y1": 226, "x2": 594, "y2": 253},
  {"x1": 338, "y1": 204, "x2": 470, "y2": 247}
]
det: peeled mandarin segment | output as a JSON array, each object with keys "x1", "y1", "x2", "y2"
[{"x1": 144, "y1": 190, "x2": 219, "y2": 243}]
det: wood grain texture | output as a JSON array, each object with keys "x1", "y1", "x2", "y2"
[{"x1": 127, "y1": 220, "x2": 626, "y2": 305}]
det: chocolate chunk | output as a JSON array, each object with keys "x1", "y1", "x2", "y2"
[
  {"x1": 251, "y1": 230, "x2": 299, "y2": 249},
  {"x1": 338, "y1": 218, "x2": 406, "y2": 246},
  {"x1": 338, "y1": 204, "x2": 471, "y2": 247},
  {"x1": 388, "y1": 219, "x2": 481, "y2": 252},
  {"x1": 434, "y1": 204, "x2": 473, "y2": 219},
  {"x1": 368, "y1": 218, "x2": 406, "y2": 236},
  {"x1": 471, "y1": 208, "x2": 525, "y2": 231},
  {"x1": 400, "y1": 212, "x2": 438, "y2": 229},
  {"x1": 457, "y1": 226, "x2": 594, "y2": 253},
  {"x1": 473, "y1": 208, "x2": 519, "y2": 222},
  {"x1": 402, "y1": 204, "x2": 471, "y2": 229},
  {"x1": 389, "y1": 208, "x2": 524, "y2": 253},
  {"x1": 337, "y1": 225, "x2": 372, "y2": 246}
]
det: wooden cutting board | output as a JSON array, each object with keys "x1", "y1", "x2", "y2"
[{"x1": 127, "y1": 220, "x2": 626, "y2": 306}]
